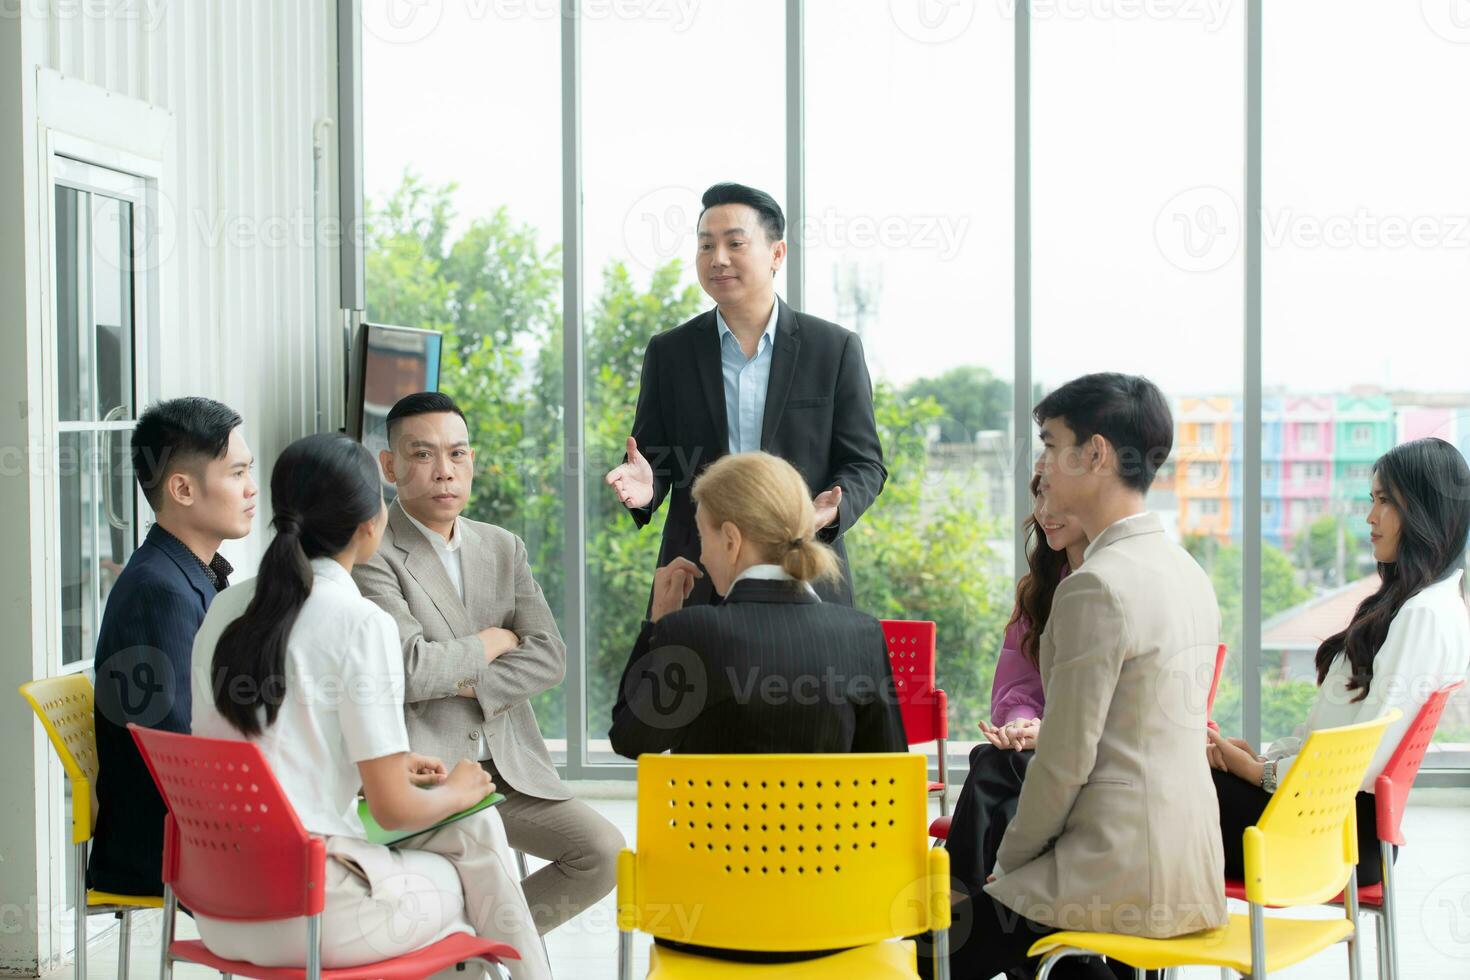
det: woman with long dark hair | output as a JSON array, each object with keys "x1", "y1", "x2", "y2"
[
  {"x1": 1208, "y1": 437, "x2": 1470, "y2": 885},
  {"x1": 189, "y1": 433, "x2": 550, "y2": 978},
  {"x1": 944, "y1": 476, "x2": 1089, "y2": 901}
]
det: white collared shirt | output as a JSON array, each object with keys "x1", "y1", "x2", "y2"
[
  {"x1": 190, "y1": 558, "x2": 410, "y2": 839},
  {"x1": 715, "y1": 299, "x2": 781, "y2": 454},
  {"x1": 1081, "y1": 510, "x2": 1154, "y2": 563},
  {"x1": 732, "y1": 563, "x2": 820, "y2": 599},
  {"x1": 404, "y1": 509, "x2": 466, "y2": 603}
]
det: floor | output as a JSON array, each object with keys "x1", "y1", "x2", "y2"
[{"x1": 58, "y1": 789, "x2": 1470, "y2": 979}]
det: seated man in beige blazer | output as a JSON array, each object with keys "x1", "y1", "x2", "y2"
[
  {"x1": 353, "y1": 392, "x2": 624, "y2": 935},
  {"x1": 924, "y1": 373, "x2": 1227, "y2": 980}
]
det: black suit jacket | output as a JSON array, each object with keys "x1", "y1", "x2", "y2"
[
  {"x1": 627, "y1": 300, "x2": 886, "y2": 606},
  {"x1": 608, "y1": 577, "x2": 908, "y2": 759},
  {"x1": 89, "y1": 524, "x2": 225, "y2": 896}
]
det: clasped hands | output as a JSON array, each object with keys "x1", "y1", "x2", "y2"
[{"x1": 978, "y1": 717, "x2": 1040, "y2": 751}]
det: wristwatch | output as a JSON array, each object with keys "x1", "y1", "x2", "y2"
[{"x1": 1260, "y1": 759, "x2": 1279, "y2": 794}]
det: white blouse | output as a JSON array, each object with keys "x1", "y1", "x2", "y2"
[
  {"x1": 191, "y1": 558, "x2": 411, "y2": 838},
  {"x1": 1267, "y1": 569, "x2": 1470, "y2": 792}
]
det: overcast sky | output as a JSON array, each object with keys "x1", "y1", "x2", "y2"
[{"x1": 362, "y1": 0, "x2": 1470, "y2": 396}]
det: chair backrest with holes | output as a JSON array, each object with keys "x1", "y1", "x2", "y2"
[
  {"x1": 1244, "y1": 709, "x2": 1398, "y2": 908},
  {"x1": 879, "y1": 620, "x2": 946, "y2": 744},
  {"x1": 1374, "y1": 680, "x2": 1466, "y2": 847},
  {"x1": 628, "y1": 753, "x2": 944, "y2": 952},
  {"x1": 129, "y1": 724, "x2": 326, "y2": 920},
  {"x1": 20, "y1": 674, "x2": 100, "y2": 844}
]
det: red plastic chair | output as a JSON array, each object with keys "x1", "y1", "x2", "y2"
[
  {"x1": 1222, "y1": 679, "x2": 1465, "y2": 980},
  {"x1": 127, "y1": 724, "x2": 520, "y2": 980},
  {"x1": 880, "y1": 620, "x2": 950, "y2": 815},
  {"x1": 928, "y1": 642, "x2": 1230, "y2": 844}
]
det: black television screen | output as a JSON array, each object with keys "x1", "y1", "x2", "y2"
[{"x1": 349, "y1": 323, "x2": 443, "y2": 496}]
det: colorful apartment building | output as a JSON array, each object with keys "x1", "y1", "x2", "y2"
[{"x1": 1168, "y1": 393, "x2": 1426, "y2": 551}]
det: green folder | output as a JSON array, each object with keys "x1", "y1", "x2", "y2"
[{"x1": 358, "y1": 792, "x2": 505, "y2": 847}]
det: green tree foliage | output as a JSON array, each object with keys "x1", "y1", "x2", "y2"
[{"x1": 901, "y1": 365, "x2": 1012, "y2": 443}]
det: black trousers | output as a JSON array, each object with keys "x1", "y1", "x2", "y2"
[
  {"x1": 947, "y1": 744, "x2": 1035, "y2": 898},
  {"x1": 1212, "y1": 768, "x2": 1392, "y2": 886},
  {"x1": 916, "y1": 890, "x2": 1167, "y2": 980},
  {"x1": 925, "y1": 745, "x2": 1158, "y2": 980}
]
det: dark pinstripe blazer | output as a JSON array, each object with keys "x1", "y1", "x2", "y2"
[
  {"x1": 608, "y1": 577, "x2": 908, "y2": 759},
  {"x1": 90, "y1": 523, "x2": 225, "y2": 896}
]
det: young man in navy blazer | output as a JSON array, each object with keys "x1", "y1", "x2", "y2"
[
  {"x1": 89, "y1": 397, "x2": 256, "y2": 896},
  {"x1": 604, "y1": 182, "x2": 887, "y2": 608}
]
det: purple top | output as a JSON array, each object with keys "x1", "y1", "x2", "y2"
[
  {"x1": 989, "y1": 567, "x2": 1070, "y2": 726},
  {"x1": 990, "y1": 618, "x2": 1046, "y2": 726}
]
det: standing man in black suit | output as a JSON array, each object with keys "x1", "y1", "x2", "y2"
[{"x1": 604, "y1": 182, "x2": 886, "y2": 606}]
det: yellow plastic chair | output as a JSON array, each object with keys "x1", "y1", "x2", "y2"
[
  {"x1": 1027, "y1": 709, "x2": 1399, "y2": 980},
  {"x1": 617, "y1": 753, "x2": 951, "y2": 979},
  {"x1": 20, "y1": 674, "x2": 164, "y2": 979}
]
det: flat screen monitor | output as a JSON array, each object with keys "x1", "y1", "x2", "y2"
[{"x1": 348, "y1": 323, "x2": 443, "y2": 497}]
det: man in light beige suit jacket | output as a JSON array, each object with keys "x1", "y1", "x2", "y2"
[
  {"x1": 929, "y1": 373, "x2": 1227, "y2": 980},
  {"x1": 353, "y1": 392, "x2": 623, "y2": 936}
]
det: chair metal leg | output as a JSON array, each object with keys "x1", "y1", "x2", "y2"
[
  {"x1": 937, "y1": 738, "x2": 950, "y2": 817},
  {"x1": 1379, "y1": 840, "x2": 1398, "y2": 980},
  {"x1": 306, "y1": 913, "x2": 322, "y2": 980},
  {"x1": 515, "y1": 847, "x2": 530, "y2": 881},
  {"x1": 72, "y1": 841, "x2": 87, "y2": 980},
  {"x1": 1249, "y1": 901, "x2": 1268, "y2": 980},
  {"x1": 160, "y1": 886, "x2": 178, "y2": 980},
  {"x1": 116, "y1": 910, "x2": 132, "y2": 978},
  {"x1": 933, "y1": 925, "x2": 951, "y2": 980},
  {"x1": 1345, "y1": 866, "x2": 1363, "y2": 980},
  {"x1": 1036, "y1": 947, "x2": 1088, "y2": 980},
  {"x1": 1374, "y1": 911, "x2": 1389, "y2": 980},
  {"x1": 618, "y1": 929, "x2": 633, "y2": 980}
]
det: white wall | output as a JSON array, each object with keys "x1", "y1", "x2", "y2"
[{"x1": 0, "y1": 1, "x2": 341, "y2": 972}]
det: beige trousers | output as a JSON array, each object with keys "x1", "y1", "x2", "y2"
[{"x1": 194, "y1": 808, "x2": 551, "y2": 979}]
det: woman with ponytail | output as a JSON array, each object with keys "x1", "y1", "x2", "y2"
[
  {"x1": 609, "y1": 451, "x2": 908, "y2": 760},
  {"x1": 189, "y1": 433, "x2": 550, "y2": 978},
  {"x1": 1207, "y1": 437, "x2": 1470, "y2": 886}
]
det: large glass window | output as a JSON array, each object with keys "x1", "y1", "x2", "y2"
[
  {"x1": 580, "y1": 0, "x2": 786, "y2": 760},
  {"x1": 804, "y1": 0, "x2": 1014, "y2": 736},
  {"x1": 363, "y1": 3, "x2": 567, "y2": 744},
  {"x1": 1262, "y1": 2, "x2": 1470, "y2": 760},
  {"x1": 356, "y1": 3, "x2": 1470, "y2": 778},
  {"x1": 52, "y1": 163, "x2": 144, "y2": 670},
  {"x1": 1033, "y1": 5, "x2": 1247, "y2": 736}
]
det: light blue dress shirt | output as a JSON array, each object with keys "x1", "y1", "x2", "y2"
[{"x1": 715, "y1": 300, "x2": 780, "y2": 454}]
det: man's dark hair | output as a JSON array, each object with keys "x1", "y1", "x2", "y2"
[
  {"x1": 385, "y1": 391, "x2": 466, "y2": 444},
  {"x1": 131, "y1": 397, "x2": 243, "y2": 509},
  {"x1": 1032, "y1": 373, "x2": 1173, "y2": 494},
  {"x1": 699, "y1": 182, "x2": 785, "y2": 243}
]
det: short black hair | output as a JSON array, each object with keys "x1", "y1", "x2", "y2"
[
  {"x1": 385, "y1": 391, "x2": 466, "y2": 444},
  {"x1": 699, "y1": 182, "x2": 785, "y2": 243},
  {"x1": 1032, "y1": 373, "x2": 1173, "y2": 494},
  {"x1": 131, "y1": 397, "x2": 243, "y2": 509}
]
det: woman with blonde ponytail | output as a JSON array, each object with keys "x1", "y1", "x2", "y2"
[{"x1": 609, "y1": 452, "x2": 907, "y2": 762}]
